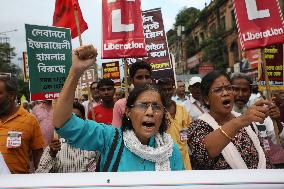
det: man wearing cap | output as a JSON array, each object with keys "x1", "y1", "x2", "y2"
[{"x1": 185, "y1": 76, "x2": 207, "y2": 120}]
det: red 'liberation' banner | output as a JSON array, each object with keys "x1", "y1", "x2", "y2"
[
  {"x1": 102, "y1": 0, "x2": 147, "y2": 59},
  {"x1": 233, "y1": 0, "x2": 284, "y2": 50}
]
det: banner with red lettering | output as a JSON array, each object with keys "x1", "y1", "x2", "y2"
[
  {"x1": 128, "y1": 8, "x2": 174, "y2": 81},
  {"x1": 102, "y1": 61, "x2": 121, "y2": 86},
  {"x1": 233, "y1": 0, "x2": 284, "y2": 50},
  {"x1": 102, "y1": 0, "x2": 147, "y2": 59}
]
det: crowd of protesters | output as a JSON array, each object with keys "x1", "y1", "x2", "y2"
[{"x1": 0, "y1": 45, "x2": 284, "y2": 174}]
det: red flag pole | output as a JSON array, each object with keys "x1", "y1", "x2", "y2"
[
  {"x1": 261, "y1": 48, "x2": 280, "y2": 144},
  {"x1": 123, "y1": 58, "x2": 129, "y2": 98},
  {"x1": 73, "y1": 4, "x2": 83, "y2": 46}
]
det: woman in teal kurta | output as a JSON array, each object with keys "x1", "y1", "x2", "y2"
[
  {"x1": 54, "y1": 45, "x2": 184, "y2": 172},
  {"x1": 57, "y1": 114, "x2": 183, "y2": 171}
]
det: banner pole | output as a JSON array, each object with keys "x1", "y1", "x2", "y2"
[
  {"x1": 261, "y1": 48, "x2": 280, "y2": 144},
  {"x1": 123, "y1": 58, "x2": 129, "y2": 97},
  {"x1": 73, "y1": 8, "x2": 83, "y2": 46},
  {"x1": 86, "y1": 77, "x2": 95, "y2": 120},
  {"x1": 53, "y1": 99, "x2": 59, "y2": 139}
]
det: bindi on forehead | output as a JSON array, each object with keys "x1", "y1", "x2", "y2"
[{"x1": 212, "y1": 77, "x2": 230, "y2": 87}]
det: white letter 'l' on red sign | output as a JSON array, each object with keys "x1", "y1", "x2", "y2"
[
  {"x1": 245, "y1": 0, "x2": 270, "y2": 20},
  {"x1": 108, "y1": 0, "x2": 135, "y2": 32}
]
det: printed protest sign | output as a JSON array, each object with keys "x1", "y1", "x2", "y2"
[
  {"x1": 129, "y1": 8, "x2": 174, "y2": 81},
  {"x1": 258, "y1": 44, "x2": 284, "y2": 91},
  {"x1": 102, "y1": 61, "x2": 121, "y2": 86},
  {"x1": 80, "y1": 69, "x2": 96, "y2": 89},
  {"x1": 25, "y1": 24, "x2": 72, "y2": 100}
]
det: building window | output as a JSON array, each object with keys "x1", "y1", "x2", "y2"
[
  {"x1": 230, "y1": 41, "x2": 239, "y2": 63},
  {"x1": 194, "y1": 36, "x2": 199, "y2": 47},
  {"x1": 221, "y1": 16, "x2": 226, "y2": 30},
  {"x1": 200, "y1": 32, "x2": 205, "y2": 42},
  {"x1": 231, "y1": 10, "x2": 236, "y2": 28},
  {"x1": 209, "y1": 23, "x2": 216, "y2": 34}
]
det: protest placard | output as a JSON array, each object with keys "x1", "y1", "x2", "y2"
[
  {"x1": 258, "y1": 44, "x2": 284, "y2": 91},
  {"x1": 80, "y1": 69, "x2": 96, "y2": 89},
  {"x1": 129, "y1": 8, "x2": 174, "y2": 81},
  {"x1": 102, "y1": 61, "x2": 121, "y2": 86},
  {"x1": 25, "y1": 24, "x2": 72, "y2": 100}
]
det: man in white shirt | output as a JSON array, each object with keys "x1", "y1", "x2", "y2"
[
  {"x1": 82, "y1": 81, "x2": 101, "y2": 119},
  {"x1": 172, "y1": 80, "x2": 189, "y2": 104},
  {"x1": 172, "y1": 77, "x2": 207, "y2": 120},
  {"x1": 231, "y1": 73, "x2": 284, "y2": 146},
  {"x1": 186, "y1": 76, "x2": 207, "y2": 120}
]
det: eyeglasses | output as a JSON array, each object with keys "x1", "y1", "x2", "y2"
[
  {"x1": 131, "y1": 102, "x2": 164, "y2": 113},
  {"x1": 210, "y1": 85, "x2": 233, "y2": 95}
]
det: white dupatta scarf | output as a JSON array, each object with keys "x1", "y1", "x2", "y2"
[
  {"x1": 123, "y1": 130, "x2": 174, "y2": 171},
  {"x1": 198, "y1": 112, "x2": 266, "y2": 169}
]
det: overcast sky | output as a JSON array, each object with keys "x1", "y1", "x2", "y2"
[{"x1": 0, "y1": 0, "x2": 211, "y2": 68}]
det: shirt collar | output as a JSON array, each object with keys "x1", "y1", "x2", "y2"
[
  {"x1": 189, "y1": 96, "x2": 196, "y2": 104},
  {"x1": 2, "y1": 106, "x2": 27, "y2": 124},
  {"x1": 233, "y1": 104, "x2": 248, "y2": 114},
  {"x1": 175, "y1": 95, "x2": 188, "y2": 102}
]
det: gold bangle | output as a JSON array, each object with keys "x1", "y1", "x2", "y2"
[{"x1": 219, "y1": 126, "x2": 233, "y2": 140}]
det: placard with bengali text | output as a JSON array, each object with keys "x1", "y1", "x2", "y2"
[{"x1": 25, "y1": 24, "x2": 72, "y2": 100}]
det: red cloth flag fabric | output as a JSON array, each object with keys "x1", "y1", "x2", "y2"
[{"x1": 53, "y1": 0, "x2": 88, "y2": 39}]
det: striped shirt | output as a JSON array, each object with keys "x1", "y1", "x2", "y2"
[{"x1": 36, "y1": 139, "x2": 99, "y2": 173}]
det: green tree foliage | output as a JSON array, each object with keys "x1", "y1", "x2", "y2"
[
  {"x1": 0, "y1": 43, "x2": 19, "y2": 74},
  {"x1": 17, "y1": 78, "x2": 30, "y2": 102},
  {"x1": 186, "y1": 36, "x2": 198, "y2": 57},
  {"x1": 201, "y1": 28, "x2": 228, "y2": 70},
  {"x1": 0, "y1": 42, "x2": 30, "y2": 101},
  {"x1": 167, "y1": 29, "x2": 176, "y2": 48},
  {"x1": 175, "y1": 7, "x2": 200, "y2": 32},
  {"x1": 167, "y1": 7, "x2": 200, "y2": 47}
]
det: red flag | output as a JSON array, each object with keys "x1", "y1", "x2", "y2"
[{"x1": 53, "y1": 0, "x2": 88, "y2": 39}]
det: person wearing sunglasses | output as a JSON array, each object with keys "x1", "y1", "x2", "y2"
[
  {"x1": 187, "y1": 70, "x2": 272, "y2": 169},
  {"x1": 53, "y1": 45, "x2": 184, "y2": 171}
]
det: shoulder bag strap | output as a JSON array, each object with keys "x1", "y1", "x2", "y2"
[
  {"x1": 111, "y1": 133, "x2": 124, "y2": 172},
  {"x1": 102, "y1": 129, "x2": 119, "y2": 172}
]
